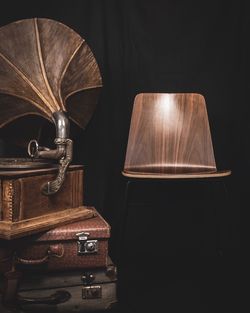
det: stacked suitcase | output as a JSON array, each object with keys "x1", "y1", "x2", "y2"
[{"x1": 0, "y1": 208, "x2": 117, "y2": 312}]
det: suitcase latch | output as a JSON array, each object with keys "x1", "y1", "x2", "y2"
[
  {"x1": 81, "y1": 272, "x2": 102, "y2": 299},
  {"x1": 82, "y1": 285, "x2": 102, "y2": 299},
  {"x1": 76, "y1": 232, "x2": 98, "y2": 255}
]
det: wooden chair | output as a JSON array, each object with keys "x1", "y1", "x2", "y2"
[
  {"x1": 117, "y1": 93, "x2": 231, "y2": 262},
  {"x1": 123, "y1": 93, "x2": 231, "y2": 179}
]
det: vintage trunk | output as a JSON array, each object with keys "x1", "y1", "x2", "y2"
[
  {"x1": 0, "y1": 165, "x2": 96, "y2": 240},
  {"x1": 1, "y1": 209, "x2": 110, "y2": 273},
  {"x1": 0, "y1": 257, "x2": 117, "y2": 312}
]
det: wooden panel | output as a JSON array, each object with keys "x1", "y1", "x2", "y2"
[
  {"x1": 1, "y1": 180, "x2": 13, "y2": 221},
  {"x1": 0, "y1": 167, "x2": 84, "y2": 222},
  {"x1": 17, "y1": 170, "x2": 83, "y2": 220},
  {"x1": 0, "y1": 164, "x2": 83, "y2": 178},
  {"x1": 124, "y1": 93, "x2": 226, "y2": 177},
  {"x1": 0, "y1": 206, "x2": 96, "y2": 240}
]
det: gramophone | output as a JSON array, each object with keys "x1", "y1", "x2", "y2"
[{"x1": 0, "y1": 18, "x2": 102, "y2": 239}]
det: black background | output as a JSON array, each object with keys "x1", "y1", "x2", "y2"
[{"x1": 0, "y1": 1, "x2": 248, "y2": 312}]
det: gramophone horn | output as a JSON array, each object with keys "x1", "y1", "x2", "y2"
[{"x1": 0, "y1": 18, "x2": 102, "y2": 195}]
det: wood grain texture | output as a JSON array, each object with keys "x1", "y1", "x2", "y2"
[
  {"x1": 123, "y1": 93, "x2": 231, "y2": 178},
  {"x1": 0, "y1": 206, "x2": 96, "y2": 240},
  {"x1": 0, "y1": 166, "x2": 92, "y2": 239},
  {"x1": 0, "y1": 167, "x2": 84, "y2": 221},
  {"x1": 0, "y1": 18, "x2": 102, "y2": 129},
  {"x1": 0, "y1": 164, "x2": 83, "y2": 178}
]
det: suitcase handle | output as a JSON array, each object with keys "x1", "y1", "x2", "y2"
[
  {"x1": 16, "y1": 244, "x2": 64, "y2": 265},
  {"x1": 17, "y1": 290, "x2": 71, "y2": 305}
]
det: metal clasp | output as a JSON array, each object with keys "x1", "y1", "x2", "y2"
[
  {"x1": 76, "y1": 232, "x2": 98, "y2": 255},
  {"x1": 82, "y1": 286, "x2": 102, "y2": 299}
]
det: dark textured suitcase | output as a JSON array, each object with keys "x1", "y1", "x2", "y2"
[
  {"x1": 0, "y1": 257, "x2": 117, "y2": 312},
  {"x1": 0, "y1": 208, "x2": 110, "y2": 273}
]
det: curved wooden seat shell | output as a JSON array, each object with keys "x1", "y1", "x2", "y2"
[{"x1": 123, "y1": 93, "x2": 231, "y2": 179}]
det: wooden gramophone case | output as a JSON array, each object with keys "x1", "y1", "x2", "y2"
[
  {"x1": 0, "y1": 18, "x2": 103, "y2": 239},
  {"x1": 0, "y1": 163, "x2": 96, "y2": 239}
]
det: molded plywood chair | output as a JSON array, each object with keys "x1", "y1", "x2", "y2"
[
  {"x1": 123, "y1": 93, "x2": 231, "y2": 179},
  {"x1": 118, "y1": 93, "x2": 231, "y2": 261}
]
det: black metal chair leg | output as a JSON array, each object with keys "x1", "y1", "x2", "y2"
[{"x1": 117, "y1": 179, "x2": 131, "y2": 265}]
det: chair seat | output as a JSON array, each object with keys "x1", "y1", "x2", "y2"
[{"x1": 122, "y1": 165, "x2": 231, "y2": 179}]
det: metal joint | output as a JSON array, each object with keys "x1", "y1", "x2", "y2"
[
  {"x1": 76, "y1": 232, "x2": 98, "y2": 255},
  {"x1": 27, "y1": 111, "x2": 73, "y2": 196}
]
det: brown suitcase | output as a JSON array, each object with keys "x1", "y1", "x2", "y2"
[
  {"x1": 0, "y1": 165, "x2": 96, "y2": 240},
  {"x1": 0, "y1": 209, "x2": 110, "y2": 273}
]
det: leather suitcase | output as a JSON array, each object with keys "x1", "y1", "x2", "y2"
[
  {"x1": 0, "y1": 165, "x2": 96, "y2": 240},
  {"x1": 0, "y1": 257, "x2": 117, "y2": 312},
  {"x1": 0, "y1": 209, "x2": 110, "y2": 273}
]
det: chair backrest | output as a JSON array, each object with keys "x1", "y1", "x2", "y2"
[{"x1": 123, "y1": 93, "x2": 217, "y2": 175}]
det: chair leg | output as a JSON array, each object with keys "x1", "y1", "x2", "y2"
[
  {"x1": 210, "y1": 179, "x2": 230, "y2": 256},
  {"x1": 116, "y1": 179, "x2": 131, "y2": 265},
  {"x1": 221, "y1": 180, "x2": 232, "y2": 254}
]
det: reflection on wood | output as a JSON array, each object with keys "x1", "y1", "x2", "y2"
[{"x1": 123, "y1": 93, "x2": 231, "y2": 178}]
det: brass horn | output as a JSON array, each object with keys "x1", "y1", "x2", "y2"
[{"x1": 0, "y1": 18, "x2": 102, "y2": 195}]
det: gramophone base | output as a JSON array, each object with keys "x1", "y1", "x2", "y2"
[{"x1": 0, "y1": 206, "x2": 96, "y2": 240}]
